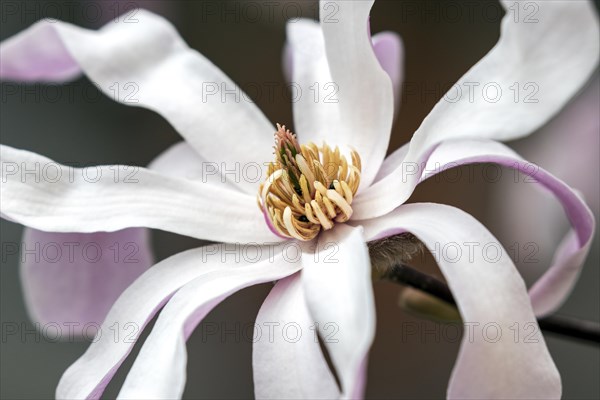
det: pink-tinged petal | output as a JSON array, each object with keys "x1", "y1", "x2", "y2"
[
  {"x1": 301, "y1": 224, "x2": 375, "y2": 399},
  {"x1": 0, "y1": 22, "x2": 79, "y2": 81},
  {"x1": 0, "y1": 11, "x2": 272, "y2": 193},
  {"x1": 367, "y1": 139, "x2": 594, "y2": 316},
  {"x1": 371, "y1": 31, "x2": 403, "y2": 117},
  {"x1": 358, "y1": 203, "x2": 561, "y2": 399},
  {"x1": 356, "y1": 0, "x2": 599, "y2": 216},
  {"x1": 417, "y1": 139, "x2": 595, "y2": 316},
  {"x1": 490, "y1": 78, "x2": 599, "y2": 276},
  {"x1": 117, "y1": 248, "x2": 301, "y2": 399},
  {"x1": 56, "y1": 244, "x2": 290, "y2": 399},
  {"x1": 253, "y1": 273, "x2": 340, "y2": 399},
  {"x1": 285, "y1": 20, "x2": 403, "y2": 142},
  {"x1": 529, "y1": 78, "x2": 600, "y2": 214},
  {"x1": 20, "y1": 227, "x2": 153, "y2": 337},
  {"x1": 319, "y1": 0, "x2": 395, "y2": 188},
  {"x1": 528, "y1": 230, "x2": 589, "y2": 315},
  {"x1": 1, "y1": 145, "x2": 281, "y2": 243}
]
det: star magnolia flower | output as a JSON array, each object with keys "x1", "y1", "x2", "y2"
[{"x1": 0, "y1": 1, "x2": 598, "y2": 399}]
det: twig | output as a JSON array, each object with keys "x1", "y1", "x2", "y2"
[{"x1": 384, "y1": 264, "x2": 600, "y2": 345}]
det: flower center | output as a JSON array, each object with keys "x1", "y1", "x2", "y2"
[{"x1": 258, "y1": 124, "x2": 362, "y2": 241}]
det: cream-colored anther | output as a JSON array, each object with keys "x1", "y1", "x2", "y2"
[
  {"x1": 295, "y1": 154, "x2": 315, "y2": 190},
  {"x1": 314, "y1": 181, "x2": 329, "y2": 197},
  {"x1": 327, "y1": 189, "x2": 353, "y2": 221},
  {"x1": 283, "y1": 206, "x2": 305, "y2": 241},
  {"x1": 299, "y1": 175, "x2": 312, "y2": 204},
  {"x1": 311, "y1": 200, "x2": 334, "y2": 230},
  {"x1": 322, "y1": 196, "x2": 337, "y2": 219},
  {"x1": 340, "y1": 181, "x2": 353, "y2": 204}
]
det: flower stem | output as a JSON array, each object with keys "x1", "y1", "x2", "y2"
[{"x1": 383, "y1": 264, "x2": 600, "y2": 345}]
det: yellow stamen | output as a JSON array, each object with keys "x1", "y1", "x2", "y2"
[{"x1": 258, "y1": 124, "x2": 362, "y2": 241}]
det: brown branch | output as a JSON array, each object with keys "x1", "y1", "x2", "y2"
[{"x1": 384, "y1": 264, "x2": 600, "y2": 345}]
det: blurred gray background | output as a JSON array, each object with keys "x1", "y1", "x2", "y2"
[{"x1": 1, "y1": 0, "x2": 599, "y2": 399}]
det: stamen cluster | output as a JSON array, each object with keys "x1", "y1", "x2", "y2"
[{"x1": 258, "y1": 124, "x2": 361, "y2": 241}]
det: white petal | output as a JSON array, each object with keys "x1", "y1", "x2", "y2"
[
  {"x1": 17, "y1": 139, "x2": 235, "y2": 336},
  {"x1": 57, "y1": 244, "x2": 285, "y2": 399},
  {"x1": 301, "y1": 224, "x2": 375, "y2": 399},
  {"x1": 373, "y1": 142, "x2": 409, "y2": 183},
  {"x1": 358, "y1": 203, "x2": 561, "y2": 399},
  {"x1": 1, "y1": 145, "x2": 280, "y2": 243},
  {"x1": 358, "y1": 0, "x2": 599, "y2": 211},
  {"x1": 117, "y1": 247, "x2": 301, "y2": 399},
  {"x1": 286, "y1": 20, "x2": 402, "y2": 145},
  {"x1": 319, "y1": 0, "x2": 395, "y2": 188},
  {"x1": 410, "y1": 0, "x2": 599, "y2": 144},
  {"x1": 253, "y1": 273, "x2": 340, "y2": 399},
  {"x1": 0, "y1": 11, "x2": 273, "y2": 193},
  {"x1": 286, "y1": 19, "x2": 340, "y2": 145},
  {"x1": 148, "y1": 141, "x2": 243, "y2": 191}
]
